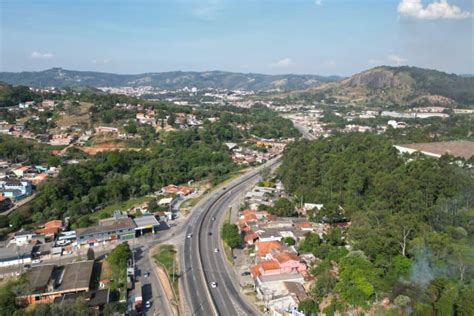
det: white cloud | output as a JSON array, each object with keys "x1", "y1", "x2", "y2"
[
  {"x1": 388, "y1": 54, "x2": 408, "y2": 66},
  {"x1": 368, "y1": 55, "x2": 408, "y2": 66},
  {"x1": 368, "y1": 59, "x2": 383, "y2": 65},
  {"x1": 190, "y1": 0, "x2": 223, "y2": 20},
  {"x1": 30, "y1": 51, "x2": 54, "y2": 59},
  {"x1": 271, "y1": 58, "x2": 294, "y2": 68},
  {"x1": 92, "y1": 59, "x2": 110, "y2": 64},
  {"x1": 315, "y1": 0, "x2": 323, "y2": 6},
  {"x1": 398, "y1": 0, "x2": 472, "y2": 20}
]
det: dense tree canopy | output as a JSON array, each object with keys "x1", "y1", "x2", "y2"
[
  {"x1": 24, "y1": 126, "x2": 236, "y2": 227},
  {"x1": 279, "y1": 133, "x2": 474, "y2": 312},
  {"x1": 221, "y1": 223, "x2": 242, "y2": 249}
]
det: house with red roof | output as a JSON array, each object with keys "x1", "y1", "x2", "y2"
[
  {"x1": 272, "y1": 252, "x2": 307, "y2": 274},
  {"x1": 250, "y1": 259, "x2": 281, "y2": 279},
  {"x1": 255, "y1": 240, "x2": 283, "y2": 258}
]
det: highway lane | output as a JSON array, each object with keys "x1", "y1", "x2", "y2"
[
  {"x1": 293, "y1": 122, "x2": 317, "y2": 140},
  {"x1": 182, "y1": 158, "x2": 280, "y2": 316}
]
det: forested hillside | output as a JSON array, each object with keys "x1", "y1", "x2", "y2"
[
  {"x1": 22, "y1": 127, "x2": 236, "y2": 228},
  {"x1": 278, "y1": 134, "x2": 474, "y2": 315},
  {"x1": 0, "y1": 68, "x2": 340, "y2": 91},
  {"x1": 285, "y1": 66, "x2": 474, "y2": 107}
]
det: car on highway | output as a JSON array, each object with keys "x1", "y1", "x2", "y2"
[
  {"x1": 214, "y1": 248, "x2": 219, "y2": 253},
  {"x1": 208, "y1": 232, "x2": 212, "y2": 236},
  {"x1": 187, "y1": 234, "x2": 192, "y2": 238},
  {"x1": 210, "y1": 282, "x2": 218, "y2": 288},
  {"x1": 211, "y1": 217, "x2": 216, "y2": 221}
]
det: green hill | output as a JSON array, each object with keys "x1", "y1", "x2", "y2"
[{"x1": 0, "y1": 68, "x2": 340, "y2": 92}]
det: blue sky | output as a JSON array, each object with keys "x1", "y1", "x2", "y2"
[{"x1": 1, "y1": 0, "x2": 473, "y2": 76}]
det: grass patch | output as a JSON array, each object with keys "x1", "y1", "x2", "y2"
[
  {"x1": 153, "y1": 244, "x2": 176, "y2": 272},
  {"x1": 153, "y1": 244, "x2": 180, "y2": 303},
  {"x1": 223, "y1": 243, "x2": 234, "y2": 265},
  {"x1": 91, "y1": 195, "x2": 153, "y2": 221},
  {"x1": 223, "y1": 207, "x2": 231, "y2": 224},
  {"x1": 99, "y1": 259, "x2": 113, "y2": 281}
]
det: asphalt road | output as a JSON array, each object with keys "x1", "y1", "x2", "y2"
[
  {"x1": 130, "y1": 242, "x2": 173, "y2": 316},
  {"x1": 182, "y1": 158, "x2": 280, "y2": 316},
  {"x1": 293, "y1": 122, "x2": 317, "y2": 140}
]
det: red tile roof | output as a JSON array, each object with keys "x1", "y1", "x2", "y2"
[
  {"x1": 250, "y1": 259, "x2": 281, "y2": 278},
  {"x1": 273, "y1": 252, "x2": 300, "y2": 263},
  {"x1": 255, "y1": 241, "x2": 283, "y2": 257}
]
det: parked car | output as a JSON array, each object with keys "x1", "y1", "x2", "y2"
[
  {"x1": 241, "y1": 271, "x2": 251, "y2": 276},
  {"x1": 145, "y1": 301, "x2": 151, "y2": 308},
  {"x1": 32, "y1": 259, "x2": 42, "y2": 264}
]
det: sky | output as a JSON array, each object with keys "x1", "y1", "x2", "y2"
[{"x1": 0, "y1": 0, "x2": 473, "y2": 76}]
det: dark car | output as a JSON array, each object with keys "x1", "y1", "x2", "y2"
[
  {"x1": 208, "y1": 232, "x2": 213, "y2": 236},
  {"x1": 241, "y1": 271, "x2": 251, "y2": 276}
]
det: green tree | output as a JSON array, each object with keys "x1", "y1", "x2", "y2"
[
  {"x1": 283, "y1": 237, "x2": 296, "y2": 246},
  {"x1": 336, "y1": 255, "x2": 380, "y2": 306},
  {"x1": 325, "y1": 228, "x2": 344, "y2": 246},
  {"x1": 221, "y1": 223, "x2": 242, "y2": 249},
  {"x1": 9, "y1": 213, "x2": 25, "y2": 230},
  {"x1": 298, "y1": 299, "x2": 319, "y2": 315},
  {"x1": 456, "y1": 281, "x2": 474, "y2": 316},
  {"x1": 299, "y1": 233, "x2": 321, "y2": 253},
  {"x1": 167, "y1": 113, "x2": 176, "y2": 127},
  {"x1": 124, "y1": 120, "x2": 138, "y2": 134},
  {"x1": 270, "y1": 198, "x2": 296, "y2": 217}
]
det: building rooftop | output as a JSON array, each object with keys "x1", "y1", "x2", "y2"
[
  {"x1": 133, "y1": 215, "x2": 160, "y2": 228},
  {"x1": 53, "y1": 288, "x2": 110, "y2": 307},
  {"x1": 0, "y1": 244, "x2": 34, "y2": 261},
  {"x1": 395, "y1": 140, "x2": 474, "y2": 160},
  {"x1": 284, "y1": 281, "x2": 308, "y2": 301},
  {"x1": 25, "y1": 264, "x2": 55, "y2": 293},
  {"x1": 76, "y1": 218, "x2": 136, "y2": 237},
  {"x1": 258, "y1": 272, "x2": 304, "y2": 283},
  {"x1": 57, "y1": 260, "x2": 94, "y2": 292}
]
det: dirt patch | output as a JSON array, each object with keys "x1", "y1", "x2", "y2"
[
  {"x1": 52, "y1": 102, "x2": 93, "y2": 132},
  {"x1": 80, "y1": 143, "x2": 141, "y2": 155}
]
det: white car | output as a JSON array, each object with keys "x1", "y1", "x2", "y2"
[
  {"x1": 145, "y1": 301, "x2": 151, "y2": 308},
  {"x1": 32, "y1": 259, "x2": 42, "y2": 264},
  {"x1": 210, "y1": 282, "x2": 217, "y2": 288},
  {"x1": 187, "y1": 234, "x2": 192, "y2": 238},
  {"x1": 214, "y1": 248, "x2": 219, "y2": 253}
]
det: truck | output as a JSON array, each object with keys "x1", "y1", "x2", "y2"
[{"x1": 134, "y1": 281, "x2": 143, "y2": 310}]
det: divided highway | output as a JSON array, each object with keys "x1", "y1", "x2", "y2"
[{"x1": 182, "y1": 159, "x2": 280, "y2": 316}]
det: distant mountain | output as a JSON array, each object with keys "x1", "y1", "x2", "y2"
[
  {"x1": 290, "y1": 66, "x2": 474, "y2": 107},
  {"x1": 0, "y1": 68, "x2": 341, "y2": 92}
]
